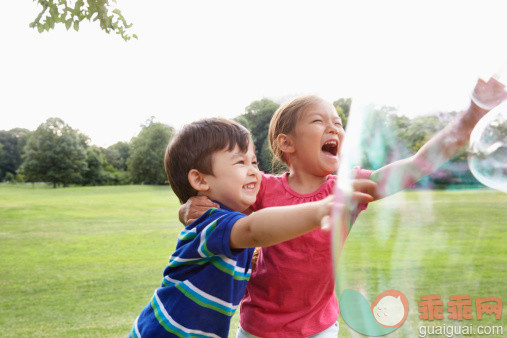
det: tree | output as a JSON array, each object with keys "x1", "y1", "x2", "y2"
[
  {"x1": 235, "y1": 98, "x2": 279, "y2": 172},
  {"x1": 31, "y1": 0, "x2": 136, "y2": 41},
  {"x1": 333, "y1": 98, "x2": 352, "y2": 129},
  {"x1": 83, "y1": 145, "x2": 114, "y2": 185},
  {"x1": 127, "y1": 119, "x2": 174, "y2": 184},
  {"x1": 0, "y1": 144, "x2": 6, "y2": 180},
  {"x1": 103, "y1": 141, "x2": 130, "y2": 170},
  {"x1": 21, "y1": 118, "x2": 88, "y2": 187},
  {"x1": 0, "y1": 129, "x2": 30, "y2": 181}
]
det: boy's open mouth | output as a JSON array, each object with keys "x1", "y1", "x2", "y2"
[
  {"x1": 321, "y1": 140, "x2": 338, "y2": 156},
  {"x1": 243, "y1": 183, "x2": 256, "y2": 190}
]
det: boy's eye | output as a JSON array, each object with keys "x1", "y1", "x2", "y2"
[
  {"x1": 236, "y1": 160, "x2": 245, "y2": 165},
  {"x1": 312, "y1": 119, "x2": 323, "y2": 123}
]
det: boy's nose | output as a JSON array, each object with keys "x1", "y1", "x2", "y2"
[{"x1": 247, "y1": 164, "x2": 258, "y2": 175}]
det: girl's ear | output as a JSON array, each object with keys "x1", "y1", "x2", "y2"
[
  {"x1": 277, "y1": 134, "x2": 295, "y2": 154},
  {"x1": 188, "y1": 169, "x2": 210, "y2": 192}
]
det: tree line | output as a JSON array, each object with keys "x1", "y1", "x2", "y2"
[{"x1": 1, "y1": 98, "x2": 480, "y2": 188}]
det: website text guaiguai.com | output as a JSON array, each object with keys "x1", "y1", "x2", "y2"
[{"x1": 418, "y1": 324, "x2": 503, "y2": 337}]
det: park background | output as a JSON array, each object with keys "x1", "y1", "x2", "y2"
[{"x1": 1, "y1": 1, "x2": 506, "y2": 337}]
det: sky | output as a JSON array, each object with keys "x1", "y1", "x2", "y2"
[{"x1": 2, "y1": 0, "x2": 507, "y2": 147}]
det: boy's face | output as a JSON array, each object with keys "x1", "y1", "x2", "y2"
[{"x1": 204, "y1": 141, "x2": 261, "y2": 212}]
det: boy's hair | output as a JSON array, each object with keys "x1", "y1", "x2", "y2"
[
  {"x1": 165, "y1": 117, "x2": 251, "y2": 203},
  {"x1": 268, "y1": 95, "x2": 325, "y2": 166}
]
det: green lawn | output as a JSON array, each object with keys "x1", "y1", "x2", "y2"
[{"x1": 0, "y1": 184, "x2": 505, "y2": 337}]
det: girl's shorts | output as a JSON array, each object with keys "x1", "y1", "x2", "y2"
[{"x1": 236, "y1": 321, "x2": 339, "y2": 338}]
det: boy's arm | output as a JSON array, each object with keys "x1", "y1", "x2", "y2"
[
  {"x1": 370, "y1": 77, "x2": 507, "y2": 198},
  {"x1": 229, "y1": 196, "x2": 334, "y2": 249},
  {"x1": 229, "y1": 186, "x2": 375, "y2": 249}
]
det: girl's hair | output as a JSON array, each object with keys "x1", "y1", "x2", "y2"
[
  {"x1": 164, "y1": 117, "x2": 251, "y2": 203},
  {"x1": 268, "y1": 95, "x2": 325, "y2": 167}
]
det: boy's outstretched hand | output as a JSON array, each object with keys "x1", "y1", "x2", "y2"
[
  {"x1": 321, "y1": 179, "x2": 378, "y2": 231},
  {"x1": 180, "y1": 179, "x2": 379, "y2": 227},
  {"x1": 350, "y1": 178, "x2": 380, "y2": 202}
]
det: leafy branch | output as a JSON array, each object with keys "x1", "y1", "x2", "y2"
[{"x1": 30, "y1": 0, "x2": 137, "y2": 41}]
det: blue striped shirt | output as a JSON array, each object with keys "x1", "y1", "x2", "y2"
[{"x1": 130, "y1": 203, "x2": 254, "y2": 338}]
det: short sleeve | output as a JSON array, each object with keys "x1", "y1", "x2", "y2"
[
  {"x1": 353, "y1": 166, "x2": 373, "y2": 180},
  {"x1": 251, "y1": 171, "x2": 268, "y2": 212},
  {"x1": 202, "y1": 209, "x2": 248, "y2": 259},
  {"x1": 174, "y1": 208, "x2": 248, "y2": 262}
]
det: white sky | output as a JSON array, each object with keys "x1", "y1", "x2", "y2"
[{"x1": 2, "y1": 0, "x2": 507, "y2": 147}]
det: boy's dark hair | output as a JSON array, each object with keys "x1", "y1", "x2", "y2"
[{"x1": 165, "y1": 117, "x2": 251, "y2": 203}]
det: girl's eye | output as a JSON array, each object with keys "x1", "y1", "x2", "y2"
[
  {"x1": 312, "y1": 119, "x2": 323, "y2": 123},
  {"x1": 252, "y1": 161, "x2": 258, "y2": 166},
  {"x1": 236, "y1": 160, "x2": 245, "y2": 165}
]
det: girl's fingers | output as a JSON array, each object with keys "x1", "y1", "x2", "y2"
[{"x1": 192, "y1": 196, "x2": 220, "y2": 208}]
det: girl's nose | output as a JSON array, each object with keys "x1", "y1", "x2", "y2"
[{"x1": 327, "y1": 122, "x2": 340, "y2": 134}]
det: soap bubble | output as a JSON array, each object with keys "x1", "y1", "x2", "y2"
[
  {"x1": 332, "y1": 93, "x2": 507, "y2": 337},
  {"x1": 468, "y1": 101, "x2": 507, "y2": 192}
]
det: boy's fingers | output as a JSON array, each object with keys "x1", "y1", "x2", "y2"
[
  {"x1": 351, "y1": 179, "x2": 379, "y2": 200},
  {"x1": 351, "y1": 179, "x2": 377, "y2": 191},
  {"x1": 320, "y1": 215, "x2": 331, "y2": 232},
  {"x1": 350, "y1": 191, "x2": 374, "y2": 204}
]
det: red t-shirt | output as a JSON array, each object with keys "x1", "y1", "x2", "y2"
[{"x1": 239, "y1": 170, "x2": 372, "y2": 337}]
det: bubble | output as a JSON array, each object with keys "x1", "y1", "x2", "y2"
[
  {"x1": 332, "y1": 95, "x2": 507, "y2": 337},
  {"x1": 468, "y1": 101, "x2": 507, "y2": 193}
]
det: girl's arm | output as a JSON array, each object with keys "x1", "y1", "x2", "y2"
[
  {"x1": 370, "y1": 77, "x2": 507, "y2": 198},
  {"x1": 178, "y1": 196, "x2": 219, "y2": 225},
  {"x1": 178, "y1": 197, "x2": 253, "y2": 225}
]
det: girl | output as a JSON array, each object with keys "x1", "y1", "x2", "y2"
[{"x1": 180, "y1": 77, "x2": 507, "y2": 337}]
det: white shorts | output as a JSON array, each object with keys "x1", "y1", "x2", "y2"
[{"x1": 236, "y1": 321, "x2": 339, "y2": 338}]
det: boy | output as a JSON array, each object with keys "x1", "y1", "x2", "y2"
[{"x1": 130, "y1": 117, "x2": 374, "y2": 337}]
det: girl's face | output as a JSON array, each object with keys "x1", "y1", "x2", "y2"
[{"x1": 288, "y1": 100, "x2": 345, "y2": 176}]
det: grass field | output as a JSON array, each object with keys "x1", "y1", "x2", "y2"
[{"x1": 0, "y1": 184, "x2": 505, "y2": 337}]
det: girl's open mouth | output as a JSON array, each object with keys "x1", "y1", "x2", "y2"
[{"x1": 321, "y1": 140, "x2": 338, "y2": 156}]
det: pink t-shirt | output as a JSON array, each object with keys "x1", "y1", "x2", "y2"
[{"x1": 239, "y1": 169, "x2": 372, "y2": 337}]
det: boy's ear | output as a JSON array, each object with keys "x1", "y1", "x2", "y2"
[
  {"x1": 277, "y1": 134, "x2": 295, "y2": 154},
  {"x1": 188, "y1": 169, "x2": 210, "y2": 192}
]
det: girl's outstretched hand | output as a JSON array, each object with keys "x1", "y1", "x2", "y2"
[{"x1": 471, "y1": 77, "x2": 507, "y2": 111}]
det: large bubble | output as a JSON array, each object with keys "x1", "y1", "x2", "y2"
[
  {"x1": 468, "y1": 101, "x2": 507, "y2": 193},
  {"x1": 332, "y1": 92, "x2": 506, "y2": 337}
]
